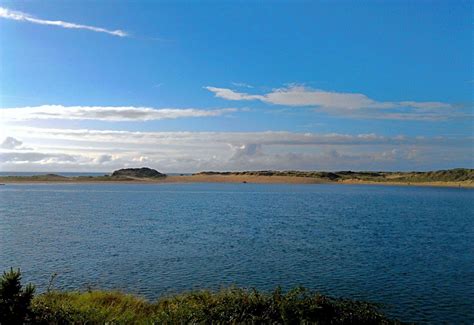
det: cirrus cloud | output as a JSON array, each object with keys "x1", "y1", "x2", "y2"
[
  {"x1": 0, "y1": 7, "x2": 128, "y2": 37},
  {"x1": 1, "y1": 105, "x2": 238, "y2": 122}
]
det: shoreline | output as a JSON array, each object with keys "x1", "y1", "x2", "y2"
[{"x1": 1, "y1": 174, "x2": 472, "y2": 188}]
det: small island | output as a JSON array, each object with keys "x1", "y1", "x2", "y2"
[{"x1": 111, "y1": 167, "x2": 166, "y2": 178}]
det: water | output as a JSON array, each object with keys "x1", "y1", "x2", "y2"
[{"x1": 0, "y1": 183, "x2": 472, "y2": 323}]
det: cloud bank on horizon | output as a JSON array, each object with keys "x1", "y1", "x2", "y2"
[{"x1": 1, "y1": 125, "x2": 471, "y2": 173}]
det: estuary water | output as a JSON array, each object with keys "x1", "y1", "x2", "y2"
[{"x1": 0, "y1": 183, "x2": 472, "y2": 323}]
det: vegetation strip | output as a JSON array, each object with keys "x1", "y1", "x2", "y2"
[
  {"x1": 1, "y1": 268, "x2": 404, "y2": 324},
  {"x1": 0, "y1": 168, "x2": 472, "y2": 188}
]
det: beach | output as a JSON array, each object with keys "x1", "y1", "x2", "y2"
[{"x1": 1, "y1": 174, "x2": 472, "y2": 188}]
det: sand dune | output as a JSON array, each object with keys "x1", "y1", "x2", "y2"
[{"x1": 1, "y1": 173, "x2": 472, "y2": 188}]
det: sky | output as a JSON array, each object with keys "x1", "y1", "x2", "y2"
[{"x1": 0, "y1": 1, "x2": 472, "y2": 172}]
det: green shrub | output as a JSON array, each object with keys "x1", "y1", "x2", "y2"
[
  {"x1": 154, "y1": 287, "x2": 398, "y2": 324},
  {"x1": 0, "y1": 268, "x2": 35, "y2": 324}
]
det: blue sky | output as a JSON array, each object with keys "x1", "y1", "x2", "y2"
[{"x1": 0, "y1": 1, "x2": 472, "y2": 172}]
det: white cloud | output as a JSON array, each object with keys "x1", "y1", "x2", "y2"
[
  {"x1": 6, "y1": 127, "x2": 445, "y2": 147},
  {"x1": 206, "y1": 85, "x2": 452, "y2": 109},
  {"x1": 1, "y1": 136, "x2": 22, "y2": 149},
  {"x1": 205, "y1": 85, "x2": 462, "y2": 120},
  {"x1": 0, "y1": 7, "x2": 128, "y2": 37},
  {"x1": 230, "y1": 143, "x2": 263, "y2": 161},
  {"x1": 1, "y1": 126, "x2": 471, "y2": 172},
  {"x1": 94, "y1": 154, "x2": 114, "y2": 164},
  {"x1": 1, "y1": 105, "x2": 237, "y2": 121},
  {"x1": 205, "y1": 87, "x2": 263, "y2": 101},
  {"x1": 0, "y1": 152, "x2": 77, "y2": 164}
]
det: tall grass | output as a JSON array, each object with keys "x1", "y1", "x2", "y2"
[{"x1": 32, "y1": 287, "x2": 402, "y2": 324}]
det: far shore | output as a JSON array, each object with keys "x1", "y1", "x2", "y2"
[{"x1": 1, "y1": 174, "x2": 472, "y2": 188}]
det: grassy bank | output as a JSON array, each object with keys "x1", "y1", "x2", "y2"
[
  {"x1": 31, "y1": 288, "x2": 401, "y2": 324},
  {"x1": 2, "y1": 269, "x2": 402, "y2": 324}
]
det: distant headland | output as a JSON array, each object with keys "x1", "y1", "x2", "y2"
[{"x1": 0, "y1": 167, "x2": 472, "y2": 188}]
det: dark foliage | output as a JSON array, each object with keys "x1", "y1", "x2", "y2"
[
  {"x1": 111, "y1": 167, "x2": 166, "y2": 178},
  {"x1": 0, "y1": 268, "x2": 35, "y2": 324}
]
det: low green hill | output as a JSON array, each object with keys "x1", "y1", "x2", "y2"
[{"x1": 195, "y1": 168, "x2": 474, "y2": 183}]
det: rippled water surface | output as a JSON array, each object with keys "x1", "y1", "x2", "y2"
[{"x1": 1, "y1": 183, "x2": 472, "y2": 323}]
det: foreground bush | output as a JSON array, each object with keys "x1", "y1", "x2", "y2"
[
  {"x1": 0, "y1": 268, "x2": 35, "y2": 324},
  {"x1": 31, "y1": 287, "x2": 401, "y2": 324}
]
